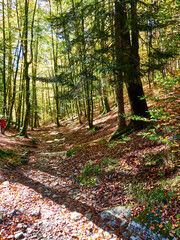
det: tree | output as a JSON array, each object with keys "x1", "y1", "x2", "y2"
[
  {"x1": 19, "y1": 0, "x2": 37, "y2": 137},
  {"x1": 110, "y1": 0, "x2": 150, "y2": 140},
  {"x1": 2, "y1": 0, "x2": 7, "y2": 117}
]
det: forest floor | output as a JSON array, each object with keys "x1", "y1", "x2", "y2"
[{"x1": 0, "y1": 84, "x2": 179, "y2": 239}]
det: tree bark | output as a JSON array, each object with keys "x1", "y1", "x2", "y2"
[{"x1": 114, "y1": 0, "x2": 126, "y2": 130}]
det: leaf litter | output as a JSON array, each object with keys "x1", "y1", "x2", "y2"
[{"x1": 0, "y1": 87, "x2": 179, "y2": 239}]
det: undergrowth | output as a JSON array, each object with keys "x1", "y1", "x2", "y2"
[{"x1": 77, "y1": 158, "x2": 117, "y2": 186}]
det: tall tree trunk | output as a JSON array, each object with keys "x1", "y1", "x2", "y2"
[
  {"x1": 19, "y1": 0, "x2": 37, "y2": 136},
  {"x1": 126, "y1": 1, "x2": 149, "y2": 124},
  {"x1": 19, "y1": 0, "x2": 30, "y2": 137},
  {"x1": 114, "y1": 0, "x2": 126, "y2": 130},
  {"x1": 110, "y1": 1, "x2": 149, "y2": 140},
  {"x1": 49, "y1": 0, "x2": 60, "y2": 127},
  {"x1": 101, "y1": 0, "x2": 110, "y2": 114},
  {"x1": 6, "y1": 44, "x2": 22, "y2": 129},
  {"x1": 7, "y1": 0, "x2": 13, "y2": 120},
  {"x1": 2, "y1": 0, "x2": 7, "y2": 116}
]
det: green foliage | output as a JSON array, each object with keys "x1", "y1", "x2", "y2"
[
  {"x1": 135, "y1": 207, "x2": 179, "y2": 239},
  {"x1": 66, "y1": 145, "x2": 81, "y2": 157},
  {"x1": 154, "y1": 74, "x2": 179, "y2": 90},
  {"x1": 141, "y1": 152, "x2": 163, "y2": 168},
  {"x1": 0, "y1": 149, "x2": 13, "y2": 159},
  {"x1": 77, "y1": 158, "x2": 117, "y2": 186},
  {"x1": 129, "y1": 176, "x2": 179, "y2": 238},
  {"x1": 31, "y1": 137, "x2": 38, "y2": 145},
  {"x1": 108, "y1": 136, "x2": 132, "y2": 148},
  {"x1": 129, "y1": 183, "x2": 176, "y2": 208}
]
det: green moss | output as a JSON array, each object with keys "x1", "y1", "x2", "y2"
[
  {"x1": 0, "y1": 149, "x2": 13, "y2": 159},
  {"x1": 77, "y1": 158, "x2": 117, "y2": 186},
  {"x1": 66, "y1": 145, "x2": 81, "y2": 157}
]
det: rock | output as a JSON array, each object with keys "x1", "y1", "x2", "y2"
[
  {"x1": 0, "y1": 211, "x2": 3, "y2": 223},
  {"x1": 14, "y1": 231, "x2": 24, "y2": 239},
  {"x1": 122, "y1": 231, "x2": 128, "y2": 239},
  {"x1": 2, "y1": 181, "x2": 9, "y2": 186},
  {"x1": 85, "y1": 213, "x2": 92, "y2": 220},
  {"x1": 49, "y1": 131, "x2": 59, "y2": 135},
  {"x1": 70, "y1": 212, "x2": 82, "y2": 221},
  {"x1": 19, "y1": 208, "x2": 25, "y2": 213},
  {"x1": 32, "y1": 208, "x2": 41, "y2": 217},
  {"x1": 17, "y1": 223, "x2": 27, "y2": 229},
  {"x1": 7, "y1": 235, "x2": 15, "y2": 239},
  {"x1": 130, "y1": 236, "x2": 141, "y2": 240},
  {"x1": 120, "y1": 220, "x2": 127, "y2": 228},
  {"x1": 39, "y1": 151, "x2": 66, "y2": 157},
  {"x1": 100, "y1": 205, "x2": 132, "y2": 220},
  {"x1": 8, "y1": 209, "x2": 17, "y2": 217},
  {"x1": 69, "y1": 205, "x2": 75, "y2": 212},
  {"x1": 52, "y1": 194, "x2": 58, "y2": 199},
  {"x1": 127, "y1": 221, "x2": 175, "y2": 240},
  {"x1": 108, "y1": 219, "x2": 117, "y2": 227}
]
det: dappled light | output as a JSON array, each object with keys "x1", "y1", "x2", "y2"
[{"x1": 0, "y1": 0, "x2": 179, "y2": 239}]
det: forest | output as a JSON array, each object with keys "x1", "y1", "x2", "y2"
[{"x1": 0, "y1": 0, "x2": 179, "y2": 239}]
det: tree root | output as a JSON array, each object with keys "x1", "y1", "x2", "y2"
[{"x1": 109, "y1": 120, "x2": 153, "y2": 142}]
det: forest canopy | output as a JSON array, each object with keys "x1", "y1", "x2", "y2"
[{"x1": 0, "y1": 0, "x2": 179, "y2": 137}]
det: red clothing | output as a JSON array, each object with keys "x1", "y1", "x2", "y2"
[{"x1": 0, "y1": 119, "x2": 6, "y2": 128}]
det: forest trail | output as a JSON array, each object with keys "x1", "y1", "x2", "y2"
[{"x1": 0, "y1": 92, "x2": 179, "y2": 239}]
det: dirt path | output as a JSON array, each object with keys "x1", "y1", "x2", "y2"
[
  {"x1": 0, "y1": 123, "x2": 131, "y2": 240},
  {"x1": 0, "y1": 104, "x2": 179, "y2": 239}
]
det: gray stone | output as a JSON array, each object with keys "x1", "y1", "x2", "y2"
[
  {"x1": 7, "y1": 235, "x2": 14, "y2": 239},
  {"x1": 130, "y1": 236, "x2": 141, "y2": 240},
  {"x1": 17, "y1": 223, "x2": 27, "y2": 229},
  {"x1": 32, "y1": 208, "x2": 41, "y2": 217},
  {"x1": 69, "y1": 205, "x2": 75, "y2": 212},
  {"x1": 70, "y1": 212, "x2": 82, "y2": 220},
  {"x1": 127, "y1": 221, "x2": 176, "y2": 240},
  {"x1": 19, "y1": 208, "x2": 25, "y2": 213},
  {"x1": 100, "y1": 205, "x2": 132, "y2": 220},
  {"x1": 108, "y1": 219, "x2": 117, "y2": 227},
  {"x1": 85, "y1": 213, "x2": 92, "y2": 220},
  {"x1": 2, "y1": 181, "x2": 9, "y2": 186},
  {"x1": 8, "y1": 209, "x2": 17, "y2": 217},
  {"x1": 120, "y1": 220, "x2": 127, "y2": 228},
  {"x1": 0, "y1": 211, "x2": 3, "y2": 223},
  {"x1": 52, "y1": 194, "x2": 58, "y2": 199},
  {"x1": 122, "y1": 231, "x2": 128, "y2": 239},
  {"x1": 14, "y1": 231, "x2": 24, "y2": 239}
]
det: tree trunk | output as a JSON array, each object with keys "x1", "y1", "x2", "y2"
[
  {"x1": 110, "y1": 0, "x2": 149, "y2": 140},
  {"x1": 126, "y1": 1, "x2": 149, "y2": 123},
  {"x1": 19, "y1": 0, "x2": 30, "y2": 137},
  {"x1": 2, "y1": 0, "x2": 7, "y2": 116},
  {"x1": 114, "y1": 0, "x2": 126, "y2": 130}
]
